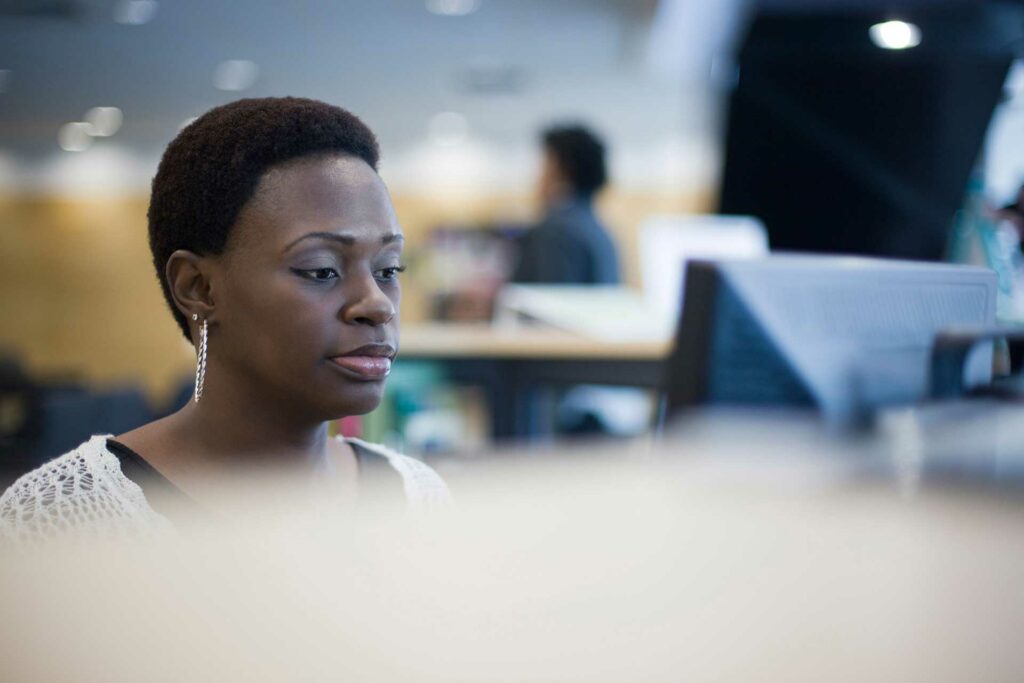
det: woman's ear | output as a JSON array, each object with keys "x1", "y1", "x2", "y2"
[{"x1": 166, "y1": 249, "x2": 216, "y2": 322}]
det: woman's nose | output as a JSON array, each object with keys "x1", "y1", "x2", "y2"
[{"x1": 341, "y1": 275, "x2": 396, "y2": 326}]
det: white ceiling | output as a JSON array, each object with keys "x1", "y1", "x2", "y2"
[{"x1": 0, "y1": 0, "x2": 741, "y2": 193}]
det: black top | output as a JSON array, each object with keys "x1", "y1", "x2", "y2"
[
  {"x1": 106, "y1": 438, "x2": 197, "y2": 519},
  {"x1": 106, "y1": 437, "x2": 403, "y2": 520}
]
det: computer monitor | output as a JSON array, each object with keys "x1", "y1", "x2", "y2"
[{"x1": 662, "y1": 256, "x2": 997, "y2": 422}]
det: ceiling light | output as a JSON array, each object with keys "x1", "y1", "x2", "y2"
[
  {"x1": 85, "y1": 107, "x2": 123, "y2": 137},
  {"x1": 113, "y1": 0, "x2": 158, "y2": 25},
  {"x1": 426, "y1": 0, "x2": 479, "y2": 17},
  {"x1": 213, "y1": 60, "x2": 259, "y2": 91},
  {"x1": 869, "y1": 20, "x2": 921, "y2": 50},
  {"x1": 58, "y1": 123, "x2": 93, "y2": 152}
]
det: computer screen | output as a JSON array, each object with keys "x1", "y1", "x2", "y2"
[{"x1": 662, "y1": 256, "x2": 997, "y2": 422}]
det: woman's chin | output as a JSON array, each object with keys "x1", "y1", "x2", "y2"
[{"x1": 323, "y1": 388, "x2": 385, "y2": 419}]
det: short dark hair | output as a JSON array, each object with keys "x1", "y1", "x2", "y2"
[
  {"x1": 148, "y1": 97, "x2": 380, "y2": 341},
  {"x1": 541, "y1": 124, "x2": 607, "y2": 198}
]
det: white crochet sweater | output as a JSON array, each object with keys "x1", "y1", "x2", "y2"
[{"x1": 0, "y1": 434, "x2": 450, "y2": 542}]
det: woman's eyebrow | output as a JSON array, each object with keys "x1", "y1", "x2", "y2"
[{"x1": 284, "y1": 231, "x2": 404, "y2": 251}]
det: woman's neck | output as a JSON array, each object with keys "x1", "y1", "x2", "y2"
[
  {"x1": 186, "y1": 396, "x2": 327, "y2": 460},
  {"x1": 117, "y1": 381, "x2": 349, "y2": 481},
  {"x1": 180, "y1": 356, "x2": 343, "y2": 463},
  {"x1": 115, "y1": 400, "x2": 359, "y2": 515}
]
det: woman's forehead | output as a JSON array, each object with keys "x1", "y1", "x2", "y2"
[{"x1": 231, "y1": 155, "x2": 400, "y2": 251}]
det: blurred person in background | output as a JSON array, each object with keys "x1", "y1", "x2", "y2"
[
  {"x1": 512, "y1": 123, "x2": 620, "y2": 285},
  {"x1": 0, "y1": 97, "x2": 449, "y2": 542},
  {"x1": 514, "y1": 124, "x2": 645, "y2": 437},
  {"x1": 444, "y1": 123, "x2": 620, "y2": 320}
]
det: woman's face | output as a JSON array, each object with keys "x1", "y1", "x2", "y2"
[{"x1": 210, "y1": 154, "x2": 403, "y2": 421}]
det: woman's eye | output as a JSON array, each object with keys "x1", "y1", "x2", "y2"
[
  {"x1": 294, "y1": 267, "x2": 339, "y2": 282},
  {"x1": 376, "y1": 265, "x2": 407, "y2": 282}
]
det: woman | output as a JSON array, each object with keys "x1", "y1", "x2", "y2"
[{"x1": 0, "y1": 97, "x2": 449, "y2": 540}]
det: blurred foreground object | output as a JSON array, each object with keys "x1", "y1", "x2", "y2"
[{"x1": 2, "y1": 415, "x2": 1023, "y2": 682}]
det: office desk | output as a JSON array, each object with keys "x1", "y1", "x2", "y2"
[{"x1": 399, "y1": 323, "x2": 671, "y2": 439}]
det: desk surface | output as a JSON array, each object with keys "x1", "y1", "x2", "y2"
[{"x1": 400, "y1": 323, "x2": 671, "y2": 360}]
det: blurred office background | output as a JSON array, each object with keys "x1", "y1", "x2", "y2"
[{"x1": 3, "y1": 0, "x2": 1024, "y2": 475}]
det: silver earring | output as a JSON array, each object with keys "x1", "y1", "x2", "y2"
[{"x1": 193, "y1": 315, "x2": 208, "y2": 403}]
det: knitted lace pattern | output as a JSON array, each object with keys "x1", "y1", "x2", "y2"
[
  {"x1": 0, "y1": 434, "x2": 450, "y2": 543},
  {"x1": 0, "y1": 435, "x2": 169, "y2": 544},
  {"x1": 345, "y1": 437, "x2": 452, "y2": 510}
]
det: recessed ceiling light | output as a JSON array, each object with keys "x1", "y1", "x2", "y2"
[
  {"x1": 869, "y1": 20, "x2": 921, "y2": 50},
  {"x1": 113, "y1": 0, "x2": 158, "y2": 26},
  {"x1": 59, "y1": 123, "x2": 93, "y2": 152},
  {"x1": 85, "y1": 107, "x2": 123, "y2": 137},
  {"x1": 213, "y1": 60, "x2": 259, "y2": 91},
  {"x1": 426, "y1": 0, "x2": 479, "y2": 17}
]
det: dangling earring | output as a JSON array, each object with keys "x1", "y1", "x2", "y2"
[{"x1": 193, "y1": 313, "x2": 208, "y2": 403}]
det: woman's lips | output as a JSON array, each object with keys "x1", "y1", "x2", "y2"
[{"x1": 328, "y1": 355, "x2": 392, "y2": 380}]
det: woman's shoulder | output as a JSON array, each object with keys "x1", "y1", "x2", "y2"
[
  {"x1": 0, "y1": 435, "x2": 164, "y2": 542},
  {"x1": 342, "y1": 437, "x2": 452, "y2": 508}
]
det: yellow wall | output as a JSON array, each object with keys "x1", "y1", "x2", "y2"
[{"x1": 0, "y1": 188, "x2": 710, "y2": 402}]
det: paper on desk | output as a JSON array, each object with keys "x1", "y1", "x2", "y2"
[{"x1": 494, "y1": 285, "x2": 675, "y2": 343}]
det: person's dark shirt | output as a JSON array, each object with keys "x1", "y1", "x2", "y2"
[{"x1": 511, "y1": 196, "x2": 620, "y2": 285}]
